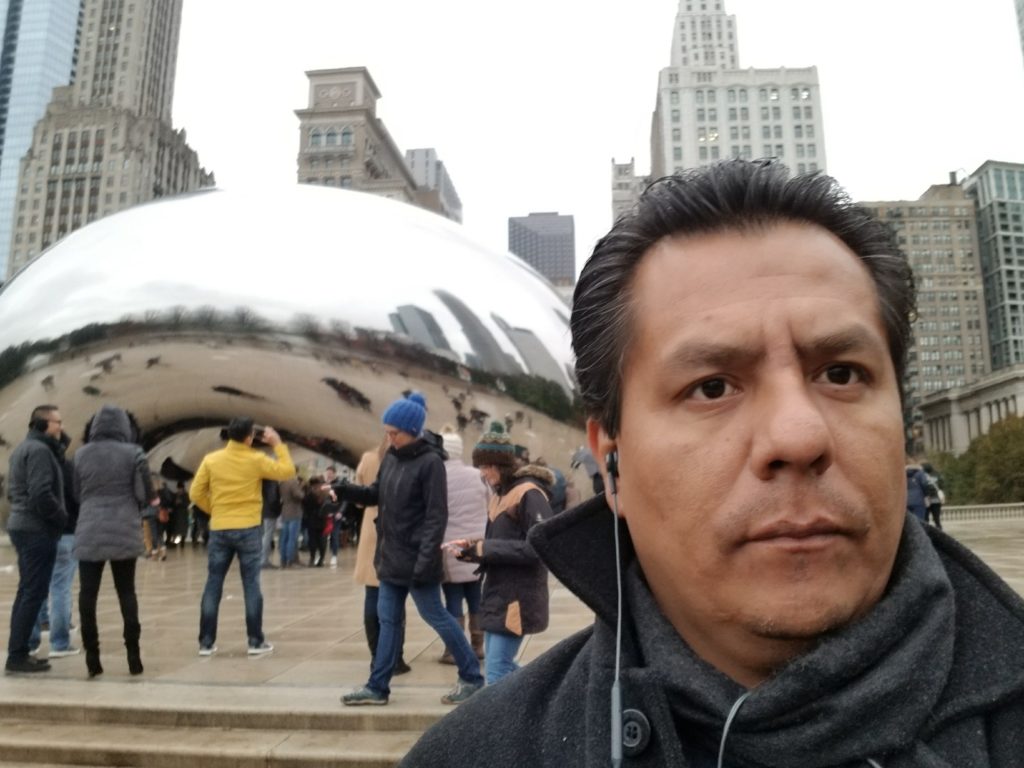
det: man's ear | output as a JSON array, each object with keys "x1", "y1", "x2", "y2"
[{"x1": 587, "y1": 418, "x2": 622, "y2": 516}]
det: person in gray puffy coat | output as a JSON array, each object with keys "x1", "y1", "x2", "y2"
[
  {"x1": 73, "y1": 405, "x2": 157, "y2": 678},
  {"x1": 438, "y1": 429, "x2": 488, "y2": 663}
]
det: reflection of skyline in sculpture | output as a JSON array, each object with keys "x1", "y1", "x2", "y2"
[
  {"x1": 433, "y1": 289, "x2": 523, "y2": 376},
  {"x1": 492, "y1": 314, "x2": 569, "y2": 395},
  {"x1": 389, "y1": 304, "x2": 454, "y2": 356}
]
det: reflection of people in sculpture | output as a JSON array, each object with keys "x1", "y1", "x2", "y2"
[{"x1": 402, "y1": 160, "x2": 1024, "y2": 766}]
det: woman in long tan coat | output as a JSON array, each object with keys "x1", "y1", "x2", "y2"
[{"x1": 352, "y1": 439, "x2": 410, "y2": 674}]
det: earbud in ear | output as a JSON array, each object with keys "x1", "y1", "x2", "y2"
[{"x1": 605, "y1": 451, "x2": 619, "y2": 479}]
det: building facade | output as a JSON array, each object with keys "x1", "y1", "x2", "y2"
[
  {"x1": 5, "y1": 0, "x2": 212, "y2": 280},
  {"x1": 0, "y1": 0, "x2": 82, "y2": 278},
  {"x1": 920, "y1": 366, "x2": 1024, "y2": 456},
  {"x1": 294, "y1": 68, "x2": 417, "y2": 204},
  {"x1": 860, "y1": 181, "x2": 990, "y2": 453},
  {"x1": 963, "y1": 161, "x2": 1024, "y2": 372},
  {"x1": 650, "y1": 1, "x2": 826, "y2": 178},
  {"x1": 614, "y1": 1, "x2": 827, "y2": 218},
  {"x1": 405, "y1": 147, "x2": 462, "y2": 223},
  {"x1": 507, "y1": 212, "x2": 576, "y2": 288}
]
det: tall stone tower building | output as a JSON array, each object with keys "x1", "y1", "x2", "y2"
[
  {"x1": 0, "y1": 0, "x2": 83, "y2": 279},
  {"x1": 295, "y1": 68, "x2": 417, "y2": 204},
  {"x1": 613, "y1": 1, "x2": 826, "y2": 217},
  {"x1": 5, "y1": 0, "x2": 213, "y2": 280},
  {"x1": 650, "y1": 0, "x2": 825, "y2": 177}
]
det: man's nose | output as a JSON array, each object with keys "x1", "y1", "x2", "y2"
[{"x1": 749, "y1": 376, "x2": 834, "y2": 479}]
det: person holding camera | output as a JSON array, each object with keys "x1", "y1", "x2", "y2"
[{"x1": 190, "y1": 417, "x2": 295, "y2": 656}]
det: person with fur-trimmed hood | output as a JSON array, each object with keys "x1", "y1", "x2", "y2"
[{"x1": 445, "y1": 422, "x2": 554, "y2": 685}]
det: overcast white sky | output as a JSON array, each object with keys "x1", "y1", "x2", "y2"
[{"x1": 172, "y1": 0, "x2": 1024, "y2": 273}]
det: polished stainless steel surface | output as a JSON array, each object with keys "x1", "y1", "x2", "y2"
[{"x1": 0, "y1": 186, "x2": 583, "y2": 524}]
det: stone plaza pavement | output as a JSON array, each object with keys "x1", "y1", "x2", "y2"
[{"x1": 0, "y1": 517, "x2": 1021, "y2": 766}]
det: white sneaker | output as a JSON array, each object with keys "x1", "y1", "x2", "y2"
[
  {"x1": 48, "y1": 647, "x2": 81, "y2": 658},
  {"x1": 329, "y1": 555, "x2": 338, "y2": 567},
  {"x1": 248, "y1": 642, "x2": 274, "y2": 656},
  {"x1": 198, "y1": 645, "x2": 217, "y2": 657}
]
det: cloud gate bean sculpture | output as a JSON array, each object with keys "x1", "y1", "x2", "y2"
[{"x1": 0, "y1": 186, "x2": 585, "y2": 528}]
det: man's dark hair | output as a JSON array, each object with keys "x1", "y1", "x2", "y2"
[
  {"x1": 226, "y1": 417, "x2": 255, "y2": 442},
  {"x1": 29, "y1": 404, "x2": 58, "y2": 431},
  {"x1": 571, "y1": 159, "x2": 914, "y2": 437}
]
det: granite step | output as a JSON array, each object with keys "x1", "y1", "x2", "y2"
[{"x1": 0, "y1": 717, "x2": 421, "y2": 768}]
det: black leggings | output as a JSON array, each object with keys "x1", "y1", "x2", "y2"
[{"x1": 78, "y1": 559, "x2": 140, "y2": 652}]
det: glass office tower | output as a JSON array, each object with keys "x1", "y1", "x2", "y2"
[{"x1": 0, "y1": 0, "x2": 81, "y2": 279}]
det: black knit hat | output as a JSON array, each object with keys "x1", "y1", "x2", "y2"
[{"x1": 472, "y1": 422, "x2": 516, "y2": 468}]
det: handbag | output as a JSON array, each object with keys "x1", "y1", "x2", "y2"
[{"x1": 158, "y1": 506, "x2": 170, "y2": 524}]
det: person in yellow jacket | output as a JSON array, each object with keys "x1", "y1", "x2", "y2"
[{"x1": 190, "y1": 417, "x2": 295, "y2": 656}]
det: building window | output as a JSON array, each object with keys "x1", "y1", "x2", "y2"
[
  {"x1": 673, "y1": 147, "x2": 682, "y2": 161},
  {"x1": 760, "y1": 106, "x2": 769, "y2": 120},
  {"x1": 671, "y1": 128, "x2": 681, "y2": 141},
  {"x1": 773, "y1": 125, "x2": 782, "y2": 139},
  {"x1": 310, "y1": 130, "x2": 322, "y2": 147},
  {"x1": 325, "y1": 130, "x2": 338, "y2": 146},
  {"x1": 671, "y1": 110, "x2": 681, "y2": 123},
  {"x1": 804, "y1": 106, "x2": 813, "y2": 118},
  {"x1": 708, "y1": 108, "x2": 717, "y2": 121},
  {"x1": 762, "y1": 125, "x2": 771, "y2": 139},
  {"x1": 794, "y1": 125, "x2": 803, "y2": 139},
  {"x1": 341, "y1": 127, "x2": 353, "y2": 146},
  {"x1": 740, "y1": 107, "x2": 748, "y2": 120},
  {"x1": 697, "y1": 108, "x2": 706, "y2": 122},
  {"x1": 670, "y1": 91, "x2": 679, "y2": 105}
]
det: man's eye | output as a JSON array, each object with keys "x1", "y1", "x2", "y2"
[
  {"x1": 689, "y1": 377, "x2": 732, "y2": 400},
  {"x1": 819, "y1": 364, "x2": 864, "y2": 385}
]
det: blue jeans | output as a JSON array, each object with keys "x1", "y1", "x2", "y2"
[
  {"x1": 368, "y1": 581, "x2": 482, "y2": 695},
  {"x1": 198, "y1": 527, "x2": 264, "y2": 648},
  {"x1": 30, "y1": 533, "x2": 76, "y2": 651},
  {"x1": 278, "y1": 518, "x2": 300, "y2": 565},
  {"x1": 442, "y1": 580, "x2": 482, "y2": 618},
  {"x1": 7, "y1": 530, "x2": 58, "y2": 662},
  {"x1": 484, "y1": 630, "x2": 524, "y2": 685}
]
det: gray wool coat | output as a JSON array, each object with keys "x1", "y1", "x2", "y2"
[{"x1": 73, "y1": 406, "x2": 155, "y2": 562}]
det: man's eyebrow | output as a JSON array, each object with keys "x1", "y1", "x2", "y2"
[
  {"x1": 662, "y1": 326, "x2": 885, "y2": 370},
  {"x1": 664, "y1": 340, "x2": 762, "y2": 371},
  {"x1": 795, "y1": 326, "x2": 886, "y2": 361}
]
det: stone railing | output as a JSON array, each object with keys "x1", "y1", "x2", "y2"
[{"x1": 943, "y1": 503, "x2": 1024, "y2": 522}]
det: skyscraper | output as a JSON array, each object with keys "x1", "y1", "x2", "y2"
[
  {"x1": 964, "y1": 160, "x2": 1024, "y2": 371},
  {"x1": 507, "y1": 212, "x2": 576, "y2": 289},
  {"x1": 860, "y1": 181, "x2": 990, "y2": 453},
  {"x1": 5, "y1": 0, "x2": 212, "y2": 280},
  {"x1": 1016, "y1": 0, "x2": 1024, "y2": 67},
  {"x1": 652, "y1": 1, "x2": 825, "y2": 177},
  {"x1": 0, "y1": 0, "x2": 82, "y2": 279},
  {"x1": 613, "y1": 0, "x2": 826, "y2": 216}
]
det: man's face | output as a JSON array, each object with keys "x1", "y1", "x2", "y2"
[
  {"x1": 589, "y1": 222, "x2": 906, "y2": 684},
  {"x1": 44, "y1": 410, "x2": 63, "y2": 439},
  {"x1": 324, "y1": 468, "x2": 337, "y2": 483}
]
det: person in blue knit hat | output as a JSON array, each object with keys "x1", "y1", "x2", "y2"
[{"x1": 333, "y1": 392, "x2": 484, "y2": 707}]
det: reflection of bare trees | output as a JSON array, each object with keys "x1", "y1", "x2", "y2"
[{"x1": 321, "y1": 377, "x2": 372, "y2": 411}]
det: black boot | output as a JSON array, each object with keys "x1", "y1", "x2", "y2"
[
  {"x1": 86, "y1": 649, "x2": 103, "y2": 678},
  {"x1": 127, "y1": 646, "x2": 143, "y2": 676}
]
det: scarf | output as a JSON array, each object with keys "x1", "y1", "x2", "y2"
[{"x1": 625, "y1": 520, "x2": 955, "y2": 767}]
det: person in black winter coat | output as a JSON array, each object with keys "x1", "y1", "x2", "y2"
[
  {"x1": 5, "y1": 404, "x2": 68, "y2": 674},
  {"x1": 334, "y1": 392, "x2": 484, "y2": 707},
  {"x1": 446, "y1": 423, "x2": 553, "y2": 684}
]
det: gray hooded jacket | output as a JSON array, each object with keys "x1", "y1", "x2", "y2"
[
  {"x1": 73, "y1": 406, "x2": 154, "y2": 562},
  {"x1": 402, "y1": 496, "x2": 1024, "y2": 767}
]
